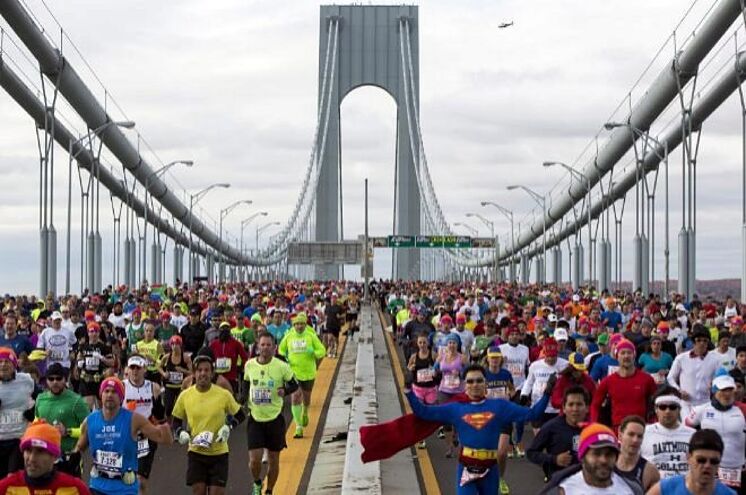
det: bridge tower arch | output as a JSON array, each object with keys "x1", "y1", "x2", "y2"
[{"x1": 315, "y1": 5, "x2": 420, "y2": 280}]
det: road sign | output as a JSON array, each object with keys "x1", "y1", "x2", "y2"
[
  {"x1": 287, "y1": 242, "x2": 363, "y2": 265},
  {"x1": 387, "y1": 235, "x2": 415, "y2": 248},
  {"x1": 472, "y1": 237, "x2": 496, "y2": 248}
]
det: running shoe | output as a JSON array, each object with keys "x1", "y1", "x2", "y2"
[
  {"x1": 417, "y1": 440, "x2": 427, "y2": 449},
  {"x1": 515, "y1": 446, "x2": 525, "y2": 458},
  {"x1": 294, "y1": 426, "x2": 304, "y2": 438},
  {"x1": 252, "y1": 482, "x2": 262, "y2": 495},
  {"x1": 500, "y1": 479, "x2": 510, "y2": 494},
  {"x1": 437, "y1": 427, "x2": 445, "y2": 439}
]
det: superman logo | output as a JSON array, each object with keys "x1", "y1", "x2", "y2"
[{"x1": 462, "y1": 412, "x2": 495, "y2": 430}]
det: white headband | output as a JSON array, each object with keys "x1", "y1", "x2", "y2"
[{"x1": 654, "y1": 395, "x2": 681, "y2": 406}]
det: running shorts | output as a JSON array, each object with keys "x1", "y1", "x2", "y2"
[
  {"x1": 186, "y1": 452, "x2": 229, "y2": 487},
  {"x1": 246, "y1": 414, "x2": 287, "y2": 452}
]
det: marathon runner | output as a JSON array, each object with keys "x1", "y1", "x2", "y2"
[
  {"x1": 243, "y1": 332, "x2": 298, "y2": 495},
  {"x1": 135, "y1": 323, "x2": 163, "y2": 384},
  {"x1": 407, "y1": 332, "x2": 437, "y2": 449},
  {"x1": 0, "y1": 420, "x2": 91, "y2": 494},
  {"x1": 34, "y1": 363, "x2": 89, "y2": 477},
  {"x1": 76, "y1": 322, "x2": 115, "y2": 409},
  {"x1": 406, "y1": 363, "x2": 556, "y2": 495},
  {"x1": 278, "y1": 313, "x2": 325, "y2": 438},
  {"x1": 123, "y1": 355, "x2": 165, "y2": 494},
  {"x1": 72, "y1": 376, "x2": 173, "y2": 495},
  {"x1": 159, "y1": 335, "x2": 191, "y2": 421},
  {"x1": 37, "y1": 312, "x2": 76, "y2": 371},
  {"x1": 640, "y1": 387, "x2": 695, "y2": 479},
  {"x1": 0, "y1": 348, "x2": 35, "y2": 478},
  {"x1": 615, "y1": 415, "x2": 660, "y2": 491},
  {"x1": 172, "y1": 353, "x2": 245, "y2": 495}
]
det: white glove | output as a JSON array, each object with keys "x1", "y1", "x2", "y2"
[
  {"x1": 178, "y1": 430, "x2": 191, "y2": 445},
  {"x1": 216, "y1": 424, "x2": 231, "y2": 443}
]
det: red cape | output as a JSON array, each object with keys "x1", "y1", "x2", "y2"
[{"x1": 360, "y1": 393, "x2": 471, "y2": 463}]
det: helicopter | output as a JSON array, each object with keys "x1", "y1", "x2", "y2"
[{"x1": 498, "y1": 21, "x2": 514, "y2": 29}]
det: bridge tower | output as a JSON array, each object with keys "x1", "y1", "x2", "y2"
[{"x1": 315, "y1": 5, "x2": 421, "y2": 280}]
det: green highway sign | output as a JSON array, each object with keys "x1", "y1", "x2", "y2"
[{"x1": 387, "y1": 235, "x2": 415, "y2": 248}]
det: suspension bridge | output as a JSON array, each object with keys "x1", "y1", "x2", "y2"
[{"x1": 1, "y1": 0, "x2": 746, "y2": 492}]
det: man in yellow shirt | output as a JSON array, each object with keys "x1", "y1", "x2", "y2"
[{"x1": 172, "y1": 353, "x2": 246, "y2": 495}]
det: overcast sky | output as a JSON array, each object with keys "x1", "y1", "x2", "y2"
[{"x1": 0, "y1": 0, "x2": 743, "y2": 293}]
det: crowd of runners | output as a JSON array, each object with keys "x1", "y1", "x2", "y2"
[
  {"x1": 0, "y1": 281, "x2": 362, "y2": 494},
  {"x1": 374, "y1": 282, "x2": 746, "y2": 495},
  {"x1": 0, "y1": 279, "x2": 744, "y2": 494}
]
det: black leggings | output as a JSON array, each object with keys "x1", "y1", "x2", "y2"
[
  {"x1": 163, "y1": 386, "x2": 181, "y2": 418},
  {"x1": 0, "y1": 439, "x2": 22, "y2": 479}
]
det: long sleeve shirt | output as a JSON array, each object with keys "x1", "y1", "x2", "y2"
[
  {"x1": 590, "y1": 369, "x2": 656, "y2": 429},
  {"x1": 666, "y1": 350, "x2": 721, "y2": 406},
  {"x1": 526, "y1": 415, "x2": 583, "y2": 477},
  {"x1": 521, "y1": 358, "x2": 568, "y2": 414}
]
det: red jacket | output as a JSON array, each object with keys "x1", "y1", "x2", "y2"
[
  {"x1": 590, "y1": 368, "x2": 656, "y2": 429},
  {"x1": 209, "y1": 336, "x2": 249, "y2": 382},
  {"x1": 0, "y1": 470, "x2": 91, "y2": 494},
  {"x1": 550, "y1": 372, "x2": 597, "y2": 411}
]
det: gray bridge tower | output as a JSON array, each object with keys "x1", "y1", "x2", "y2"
[{"x1": 315, "y1": 5, "x2": 421, "y2": 280}]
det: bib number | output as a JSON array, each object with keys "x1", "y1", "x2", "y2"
[
  {"x1": 137, "y1": 438, "x2": 150, "y2": 458},
  {"x1": 168, "y1": 371, "x2": 184, "y2": 384},
  {"x1": 48, "y1": 350, "x2": 64, "y2": 361},
  {"x1": 719, "y1": 467, "x2": 742, "y2": 487},
  {"x1": 416, "y1": 368, "x2": 435, "y2": 383},
  {"x1": 291, "y1": 340, "x2": 308, "y2": 353},
  {"x1": 85, "y1": 356, "x2": 100, "y2": 370},
  {"x1": 215, "y1": 357, "x2": 231, "y2": 373},
  {"x1": 459, "y1": 466, "x2": 489, "y2": 487},
  {"x1": 507, "y1": 363, "x2": 523, "y2": 378},
  {"x1": 487, "y1": 387, "x2": 507, "y2": 399},
  {"x1": 95, "y1": 450, "x2": 123, "y2": 474},
  {"x1": 251, "y1": 387, "x2": 272, "y2": 404},
  {"x1": 607, "y1": 365, "x2": 619, "y2": 376},
  {"x1": 443, "y1": 374, "x2": 460, "y2": 389},
  {"x1": 0, "y1": 410, "x2": 23, "y2": 433},
  {"x1": 191, "y1": 431, "x2": 214, "y2": 449}
]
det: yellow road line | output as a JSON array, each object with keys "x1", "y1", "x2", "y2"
[
  {"x1": 273, "y1": 334, "x2": 346, "y2": 494},
  {"x1": 381, "y1": 319, "x2": 441, "y2": 495}
]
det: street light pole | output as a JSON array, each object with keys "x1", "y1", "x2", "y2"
[
  {"x1": 143, "y1": 160, "x2": 193, "y2": 285},
  {"x1": 543, "y1": 161, "x2": 592, "y2": 288},
  {"x1": 256, "y1": 221, "x2": 281, "y2": 252},
  {"x1": 65, "y1": 120, "x2": 135, "y2": 295},
  {"x1": 466, "y1": 212, "x2": 496, "y2": 280},
  {"x1": 240, "y1": 211, "x2": 269, "y2": 280},
  {"x1": 188, "y1": 183, "x2": 230, "y2": 283},
  {"x1": 507, "y1": 185, "x2": 547, "y2": 283},
  {"x1": 481, "y1": 201, "x2": 515, "y2": 282},
  {"x1": 219, "y1": 199, "x2": 252, "y2": 282}
]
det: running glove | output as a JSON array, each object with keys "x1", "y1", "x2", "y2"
[
  {"x1": 177, "y1": 430, "x2": 191, "y2": 445},
  {"x1": 216, "y1": 424, "x2": 231, "y2": 443}
]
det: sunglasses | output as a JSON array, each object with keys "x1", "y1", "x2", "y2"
[
  {"x1": 656, "y1": 404, "x2": 680, "y2": 411},
  {"x1": 465, "y1": 378, "x2": 485, "y2": 385},
  {"x1": 694, "y1": 456, "x2": 720, "y2": 466},
  {"x1": 46, "y1": 376, "x2": 65, "y2": 382}
]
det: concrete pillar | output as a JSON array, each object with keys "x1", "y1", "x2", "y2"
[
  {"x1": 678, "y1": 228, "x2": 689, "y2": 298},
  {"x1": 520, "y1": 254, "x2": 529, "y2": 284},
  {"x1": 86, "y1": 232, "x2": 95, "y2": 292},
  {"x1": 47, "y1": 227, "x2": 57, "y2": 296},
  {"x1": 94, "y1": 231, "x2": 102, "y2": 292}
]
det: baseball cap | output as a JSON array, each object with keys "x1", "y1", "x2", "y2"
[
  {"x1": 597, "y1": 333, "x2": 609, "y2": 345},
  {"x1": 712, "y1": 375, "x2": 736, "y2": 391},
  {"x1": 542, "y1": 338, "x2": 558, "y2": 357},
  {"x1": 568, "y1": 352, "x2": 586, "y2": 371},
  {"x1": 45, "y1": 363, "x2": 68, "y2": 379},
  {"x1": 578, "y1": 423, "x2": 619, "y2": 459},
  {"x1": 127, "y1": 356, "x2": 147, "y2": 368},
  {"x1": 50, "y1": 311, "x2": 63, "y2": 321},
  {"x1": 455, "y1": 313, "x2": 467, "y2": 324},
  {"x1": 487, "y1": 346, "x2": 502, "y2": 358},
  {"x1": 553, "y1": 328, "x2": 569, "y2": 341},
  {"x1": 547, "y1": 314, "x2": 558, "y2": 323}
]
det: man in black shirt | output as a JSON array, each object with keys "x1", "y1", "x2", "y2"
[
  {"x1": 323, "y1": 295, "x2": 344, "y2": 359},
  {"x1": 179, "y1": 306, "x2": 208, "y2": 356}
]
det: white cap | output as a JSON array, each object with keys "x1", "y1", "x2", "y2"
[
  {"x1": 127, "y1": 356, "x2": 147, "y2": 368},
  {"x1": 572, "y1": 294, "x2": 580, "y2": 302},
  {"x1": 554, "y1": 328, "x2": 569, "y2": 341},
  {"x1": 547, "y1": 314, "x2": 558, "y2": 323},
  {"x1": 712, "y1": 375, "x2": 736, "y2": 391},
  {"x1": 676, "y1": 303, "x2": 688, "y2": 313},
  {"x1": 50, "y1": 311, "x2": 63, "y2": 321}
]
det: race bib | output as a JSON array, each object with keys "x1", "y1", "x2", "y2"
[
  {"x1": 0, "y1": 410, "x2": 23, "y2": 433},
  {"x1": 416, "y1": 368, "x2": 435, "y2": 383},
  {"x1": 459, "y1": 466, "x2": 489, "y2": 487},
  {"x1": 487, "y1": 387, "x2": 508, "y2": 399},
  {"x1": 607, "y1": 365, "x2": 619, "y2": 376},
  {"x1": 191, "y1": 431, "x2": 214, "y2": 449},
  {"x1": 215, "y1": 357, "x2": 231, "y2": 373},
  {"x1": 137, "y1": 438, "x2": 149, "y2": 458},
  {"x1": 652, "y1": 372, "x2": 666, "y2": 385},
  {"x1": 443, "y1": 373, "x2": 460, "y2": 389},
  {"x1": 507, "y1": 363, "x2": 523, "y2": 378},
  {"x1": 85, "y1": 356, "x2": 100, "y2": 370},
  {"x1": 130, "y1": 343, "x2": 138, "y2": 353},
  {"x1": 291, "y1": 339, "x2": 308, "y2": 353},
  {"x1": 48, "y1": 350, "x2": 63, "y2": 361},
  {"x1": 251, "y1": 387, "x2": 272, "y2": 404},
  {"x1": 168, "y1": 371, "x2": 184, "y2": 384},
  {"x1": 95, "y1": 450, "x2": 123, "y2": 474},
  {"x1": 719, "y1": 467, "x2": 742, "y2": 488}
]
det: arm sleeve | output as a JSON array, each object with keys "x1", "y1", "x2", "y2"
[
  {"x1": 526, "y1": 422, "x2": 557, "y2": 467},
  {"x1": 521, "y1": 365, "x2": 534, "y2": 397},
  {"x1": 406, "y1": 390, "x2": 456, "y2": 423},
  {"x1": 590, "y1": 377, "x2": 609, "y2": 423}
]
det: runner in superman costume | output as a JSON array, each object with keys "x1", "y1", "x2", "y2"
[{"x1": 361, "y1": 363, "x2": 556, "y2": 495}]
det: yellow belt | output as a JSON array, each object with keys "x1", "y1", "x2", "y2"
[{"x1": 461, "y1": 447, "x2": 498, "y2": 460}]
